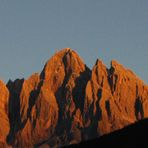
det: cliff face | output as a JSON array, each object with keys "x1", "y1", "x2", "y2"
[
  {"x1": 84, "y1": 59, "x2": 148, "y2": 138},
  {"x1": 0, "y1": 80, "x2": 10, "y2": 147},
  {"x1": 0, "y1": 48, "x2": 148, "y2": 147}
]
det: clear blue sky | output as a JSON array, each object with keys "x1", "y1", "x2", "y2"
[{"x1": 0, "y1": 0, "x2": 148, "y2": 83}]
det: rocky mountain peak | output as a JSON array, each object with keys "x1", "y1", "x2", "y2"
[{"x1": 0, "y1": 49, "x2": 147, "y2": 147}]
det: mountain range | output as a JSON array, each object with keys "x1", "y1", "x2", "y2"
[{"x1": 0, "y1": 48, "x2": 148, "y2": 147}]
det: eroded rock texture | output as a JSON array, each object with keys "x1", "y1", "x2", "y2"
[{"x1": 0, "y1": 48, "x2": 147, "y2": 147}]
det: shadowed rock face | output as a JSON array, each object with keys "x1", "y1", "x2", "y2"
[{"x1": 0, "y1": 48, "x2": 147, "y2": 147}]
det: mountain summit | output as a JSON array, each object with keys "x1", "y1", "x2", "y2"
[{"x1": 0, "y1": 48, "x2": 148, "y2": 147}]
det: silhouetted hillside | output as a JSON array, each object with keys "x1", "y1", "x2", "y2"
[{"x1": 68, "y1": 119, "x2": 148, "y2": 148}]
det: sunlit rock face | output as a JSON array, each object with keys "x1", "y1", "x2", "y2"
[
  {"x1": 84, "y1": 59, "x2": 148, "y2": 138},
  {"x1": 0, "y1": 80, "x2": 10, "y2": 147},
  {"x1": 0, "y1": 48, "x2": 147, "y2": 147}
]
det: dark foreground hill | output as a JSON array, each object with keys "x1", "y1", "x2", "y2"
[{"x1": 67, "y1": 118, "x2": 148, "y2": 148}]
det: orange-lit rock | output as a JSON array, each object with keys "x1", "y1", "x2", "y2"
[
  {"x1": 0, "y1": 48, "x2": 147, "y2": 147},
  {"x1": 0, "y1": 80, "x2": 10, "y2": 147},
  {"x1": 84, "y1": 59, "x2": 148, "y2": 137}
]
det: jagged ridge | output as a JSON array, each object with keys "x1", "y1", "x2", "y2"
[{"x1": 0, "y1": 48, "x2": 147, "y2": 147}]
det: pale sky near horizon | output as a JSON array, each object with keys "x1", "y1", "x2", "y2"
[{"x1": 0, "y1": 0, "x2": 148, "y2": 83}]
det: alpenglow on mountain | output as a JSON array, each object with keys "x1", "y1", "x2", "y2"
[{"x1": 0, "y1": 48, "x2": 148, "y2": 147}]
